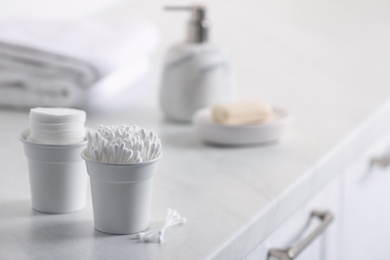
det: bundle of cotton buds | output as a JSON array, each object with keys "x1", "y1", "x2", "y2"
[
  {"x1": 87, "y1": 125, "x2": 161, "y2": 164},
  {"x1": 135, "y1": 209, "x2": 186, "y2": 243}
]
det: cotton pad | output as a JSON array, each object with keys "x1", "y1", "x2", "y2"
[{"x1": 28, "y1": 107, "x2": 86, "y2": 145}]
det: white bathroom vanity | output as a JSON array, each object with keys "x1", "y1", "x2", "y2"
[{"x1": 1, "y1": 0, "x2": 390, "y2": 259}]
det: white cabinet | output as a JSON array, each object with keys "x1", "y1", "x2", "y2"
[
  {"x1": 343, "y1": 134, "x2": 390, "y2": 260},
  {"x1": 245, "y1": 175, "x2": 343, "y2": 260},
  {"x1": 246, "y1": 132, "x2": 390, "y2": 260},
  {"x1": 245, "y1": 241, "x2": 268, "y2": 260}
]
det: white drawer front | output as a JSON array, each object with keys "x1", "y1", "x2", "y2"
[
  {"x1": 343, "y1": 133, "x2": 390, "y2": 260},
  {"x1": 246, "y1": 176, "x2": 343, "y2": 260}
]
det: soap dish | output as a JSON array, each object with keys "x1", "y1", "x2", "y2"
[{"x1": 193, "y1": 106, "x2": 292, "y2": 146}]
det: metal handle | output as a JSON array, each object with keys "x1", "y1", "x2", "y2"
[
  {"x1": 370, "y1": 155, "x2": 390, "y2": 169},
  {"x1": 267, "y1": 210, "x2": 333, "y2": 260}
]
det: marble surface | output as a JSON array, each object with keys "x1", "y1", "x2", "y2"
[{"x1": 1, "y1": 0, "x2": 390, "y2": 259}]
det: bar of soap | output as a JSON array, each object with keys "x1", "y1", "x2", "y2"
[
  {"x1": 212, "y1": 101, "x2": 273, "y2": 125},
  {"x1": 28, "y1": 107, "x2": 86, "y2": 145}
]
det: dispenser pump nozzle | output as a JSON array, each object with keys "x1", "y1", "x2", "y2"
[{"x1": 165, "y1": 5, "x2": 209, "y2": 43}]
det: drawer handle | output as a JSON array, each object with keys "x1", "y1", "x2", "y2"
[
  {"x1": 370, "y1": 156, "x2": 390, "y2": 169},
  {"x1": 267, "y1": 210, "x2": 333, "y2": 260}
]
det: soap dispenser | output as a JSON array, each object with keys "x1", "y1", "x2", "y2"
[{"x1": 160, "y1": 5, "x2": 235, "y2": 123}]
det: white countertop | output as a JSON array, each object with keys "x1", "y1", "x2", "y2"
[{"x1": 1, "y1": 0, "x2": 390, "y2": 259}]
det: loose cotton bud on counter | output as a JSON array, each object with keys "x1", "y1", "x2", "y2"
[{"x1": 135, "y1": 209, "x2": 187, "y2": 244}]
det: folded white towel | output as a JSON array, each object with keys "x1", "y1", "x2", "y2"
[
  {"x1": 0, "y1": 40, "x2": 100, "y2": 108},
  {"x1": 0, "y1": 19, "x2": 159, "y2": 109}
]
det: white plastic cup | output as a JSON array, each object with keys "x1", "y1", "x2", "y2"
[
  {"x1": 19, "y1": 129, "x2": 88, "y2": 214},
  {"x1": 82, "y1": 149, "x2": 161, "y2": 235}
]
